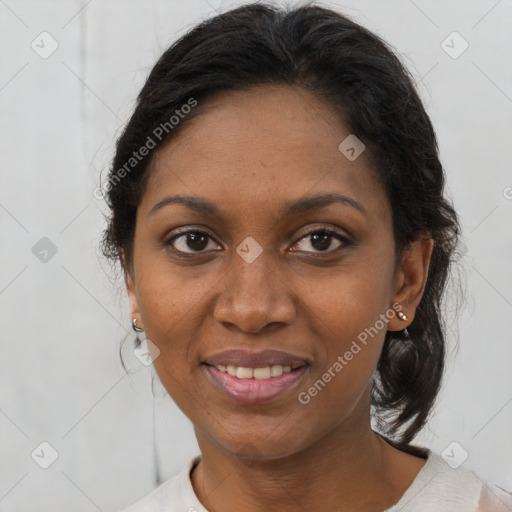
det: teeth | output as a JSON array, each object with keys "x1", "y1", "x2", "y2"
[
  {"x1": 236, "y1": 367, "x2": 253, "y2": 379},
  {"x1": 253, "y1": 367, "x2": 271, "y2": 379},
  {"x1": 215, "y1": 364, "x2": 294, "y2": 379}
]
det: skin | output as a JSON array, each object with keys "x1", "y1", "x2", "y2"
[{"x1": 125, "y1": 84, "x2": 434, "y2": 511}]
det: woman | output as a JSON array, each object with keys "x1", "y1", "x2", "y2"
[{"x1": 101, "y1": 2, "x2": 511, "y2": 511}]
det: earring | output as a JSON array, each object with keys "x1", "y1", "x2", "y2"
[
  {"x1": 132, "y1": 318, "x2": 144, "y2": 333},
  {"x1": 397, "y1": 310, "x2": 409, "y2": 338}
]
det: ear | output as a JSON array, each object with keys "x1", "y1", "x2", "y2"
[
  {"x1": 123, "y1": 255, "x2": 143, "y2": 330},
  {"x1": 387, "y1": 233, "x2": 434, "y2": 332}
]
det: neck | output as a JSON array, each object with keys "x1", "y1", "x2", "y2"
[{"x1": 190, "y1": 421, "x2": 413, "y2": 512}]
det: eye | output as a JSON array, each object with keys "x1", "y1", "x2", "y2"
[
  {"x1": 291, "y1": 228, "x2": 350, "y2": 253},
  {"x1": 165, "y1": 227, "x2": 351, "y2": 256},
  {"x1": 165, "y1": 230, "x2": 220, "y2": 254}
]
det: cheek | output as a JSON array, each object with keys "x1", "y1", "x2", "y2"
[
  {"x1": 132, "y1": 268, "x2": 206, "y2": 392},
  {"x1": 135, "y1": 255, "x2": 215, "y2": 348},
  {"x1": 294, "y1": 259, "x2": 392, "y2": 410},
  {"x1": 296, "y1": 302, "x2": 385, "y2": 430},
  {"x1": 297, "y1": 254, "x2": 393, "y2": 344}
]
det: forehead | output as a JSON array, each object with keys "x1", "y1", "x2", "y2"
[{"x1": 139, "y1": 85, "x2": 389, "y2": 223}]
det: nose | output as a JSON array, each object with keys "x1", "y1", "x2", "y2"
[{"x1": 213, "y1": 249, "x2": 296, "y2": 334}]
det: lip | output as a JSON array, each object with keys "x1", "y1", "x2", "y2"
[
  {"x1": 202, "y1": 348, "x2": 310, "y2": 369},
  {"x1": 204, "y1": 364, "x2": 309, "y2": 404}
]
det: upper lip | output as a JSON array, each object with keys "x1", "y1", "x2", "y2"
[{"x1": 203, "y1": 349, "x2": 310, "y2": 369}]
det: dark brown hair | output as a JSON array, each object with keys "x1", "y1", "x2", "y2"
[{"x1": 100, "y1": 1, "x2": 461, "y2": 446}]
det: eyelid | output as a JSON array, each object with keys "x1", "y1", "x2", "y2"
[
  {"x1": 167, "y1": 225, "x2": 218, "y2": 240},
  {"x1": 293, "y1": 223, "x2": 350, "y2": 242}
]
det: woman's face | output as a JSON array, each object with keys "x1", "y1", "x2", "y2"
[{"x1": 126, "y1": 85, "x2": 426, "y2": 459}]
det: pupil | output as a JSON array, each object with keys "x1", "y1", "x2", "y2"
[
  {"x1": 312, "y1": 232, "x2": 331, "y2": 251},
  {"x1": 187, "y1": 232, "x2": 208, "y2": 251}
]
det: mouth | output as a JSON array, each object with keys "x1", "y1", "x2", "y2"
[
  {"x1": 202, "y1": 348, "x2": 310, "y2": 369},
  {"x1": 202, "y1": 363, "x2": 309, "y2": 404}
]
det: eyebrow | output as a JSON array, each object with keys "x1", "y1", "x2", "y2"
[{"x1": 148, "y1": 192, "x2": 366, "y2": 218}]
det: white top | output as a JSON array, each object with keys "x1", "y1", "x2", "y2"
[{"x1": 119, "y1": 450, "x2": 512, "y2": 512}]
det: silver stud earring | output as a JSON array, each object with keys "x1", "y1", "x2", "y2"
[
  {"x1": 397, "y1": 310, "x2": 409, "y2": 338},
  {"x1": 132, "y1": 318, "x2": 144, "y2": 333}
]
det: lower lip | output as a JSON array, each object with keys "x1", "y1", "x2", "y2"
[{"x1": 203, "y1": 365, "x2": 309, "y2": 404}]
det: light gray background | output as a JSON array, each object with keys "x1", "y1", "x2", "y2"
[{"x1": 1, "y1": 0, "x2": 511, "y2": 510}]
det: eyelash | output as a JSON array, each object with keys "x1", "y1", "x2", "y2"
[{"x1": 164, "y1": 227, "x2": 351, "y2": 256}]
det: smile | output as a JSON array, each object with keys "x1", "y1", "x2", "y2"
[{"x1": 203, "y1": 363, "x2": 309, "y2": 404}]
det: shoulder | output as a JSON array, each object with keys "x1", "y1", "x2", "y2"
[
  {"x1": 117, "y1": 455, "x2": 206, "y2": 512},
  {"x1": 476, "y1": 483, "x2": 512, "y2": 512},
  {"x1": 387, "y1": 450, "x2": 512, "y2": 512}
]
